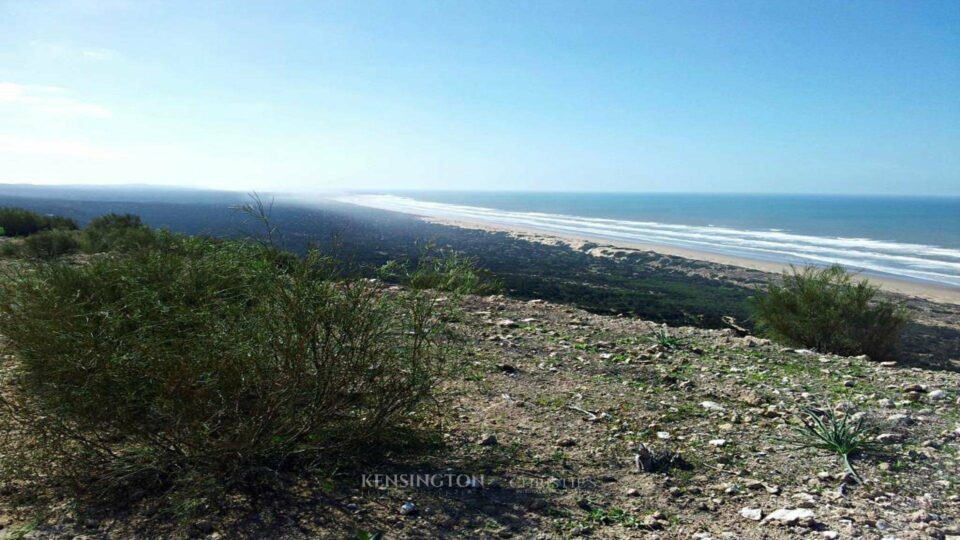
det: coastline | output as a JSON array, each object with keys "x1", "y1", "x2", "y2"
[{"x1": 420, "y1": 215, "x2": 960, "y2": 306}]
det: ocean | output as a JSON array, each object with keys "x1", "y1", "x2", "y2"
[{"x1": 335, "y1": 192, "x2": 960, "y2": 288}]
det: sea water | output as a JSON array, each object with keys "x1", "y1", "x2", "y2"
[{"x1": 336, "y1": 192, "x2": 960, "y2": 288}]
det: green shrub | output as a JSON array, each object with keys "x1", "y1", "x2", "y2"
[
  {"x1": 381, "y1": 248, "x2": 502, "y2": 295},
  {"x1": 0, "y1": 207, "x2": 77, "y2": 237},
  {"x1": 0, "y1": 240, "x2": 17, "y2": 257},
  {"x1": 0, "y1": 238, "x2": 449, "y2": 504},
  {"x1": 81, "y1": 212, "x2": 161, "y2": 253},
  {"x1": 750, "y1": 265, "x2": 909, "y2": 360},
  {"x1": 20, "y1": 229, "x2": 80, "y2": 259}
]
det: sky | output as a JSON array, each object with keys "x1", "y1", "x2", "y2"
[{"x1": 1, "y1": 0, "x2": 958, "y2": 195}]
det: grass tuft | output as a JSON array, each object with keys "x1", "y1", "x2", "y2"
[{"x1": 785, "y1": 406, "x2": 878, "y2": 483}]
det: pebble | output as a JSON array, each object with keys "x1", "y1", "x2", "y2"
[
  {"x1": 887, "y1": 413, "x2": 911, "y2": 426},
  {"x1": 556, "y1": 437, "x2": 577, "y2": 447},
  {"x1": 400, "y1": 502, "x2": 418, "y2": 516},
  {"x1": 656, "y1": 431, "x2": 672, "y2": 440},
  {"x1": 762, "y1": 508, "x2": 816, "y2": 527},
  {"x1": 928, "y1": 389, "x2": 946, "y2": 400},
  {"x1": 708, "y1": 439, "x2": 727, "y2": 447},
  {"x1": 877, "y1": 433, "x2": 903, "y2": 443},
  {"x1": 478, "y1": 434, "x2": 499, "y2": 446},
  {"x1": 701, "y1": 401, "x2": 725, "y2": 411},
  {"x1": 740, "y1": 507, "x2": 763, "y2": 521}
]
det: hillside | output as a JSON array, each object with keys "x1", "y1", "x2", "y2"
[{"x1": 3, "y1": 292, "x2": 957, "y2": 539}]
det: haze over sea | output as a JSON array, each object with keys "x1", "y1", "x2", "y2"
[{"x1": 337, "y1": 192, "x2": 960, "y2": 288}]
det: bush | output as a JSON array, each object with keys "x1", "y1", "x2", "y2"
[
  {"x1": 0, "y1": 207, "x2": 77, "y2": 236},
  {"x1": 81, "y1": 212, "x2": 161, "y2": 253},
  {"x1": 381, "y1": 248, "x2": 502, "y2": 295},
  {"x1": 0, "y1": 238, "x2": 449, "y2": 504},
  {"x1": 750, "y1": 265, "x2": 909, "y2": 360},
  {"x1": 20, "y1": 229, "x2": 80, "y2": 259}
]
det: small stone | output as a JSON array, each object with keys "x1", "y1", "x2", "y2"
[
  {"x1": 701, "y1": 401, "x2": 725, "y2": 412},
  {"x1": 928, "y1": 390, "x2": 946, "y2": 400},
  {"x1": 740, "y1": 507, "x2": 763, "y2": 521},
  {"x1": 496, "y1": 319, "x2": 518, "y2": 328},
  {"x1": 556, "y1": 437, "x2": 577, "y2": 447},
  {"x1": 763, "y1": 508, "x2": 815, "y2": 527},
  {"x1": 708, "y1": 439, "x2": 727, "y2": 447},
  {"x1": 634, "y1": 444, "x2": 654, "y2": 472},
  {"x1": 641, "y1": 515, "x2": 664, "y2": 529},
  {"x1": 656, "y1": 431, "x2": 672, "y2": 440},
  {"x1": 400, "y1": 502, "x2": 418, "y2": 516},
  {"x1": 836, "y1": 482, "x2": 849, "y2": 498},
  {"x1": 625, "y1": 488, "x2": 640, "y2": 497},
  {"x1": 823, "y1": 532, "x2": 840, "y2": 539},
  {"x1": 876, "y1": 433, "x2": 903, "y2": 443},
  {"x1": 478, "y1": 434, "x2": 499, "y2": 446},
  {"x1": 910, "y1": 510, "x2": 931, "y2": 523},
  {"x1": 189, "y1": 521, "x2": 215, "y2": 537},
  {"x1": 887, "y1": 413, "x2": 911, "y2": 426}
]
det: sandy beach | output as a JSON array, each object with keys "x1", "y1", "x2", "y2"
[{"x1": 421, "y1": 215, "x2": 960, "y2": 305}]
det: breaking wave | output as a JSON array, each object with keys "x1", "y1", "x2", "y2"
[{"x1": 335, "y1": 194, "x2": 960, "y2": 288}]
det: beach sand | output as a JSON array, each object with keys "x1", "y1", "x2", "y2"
[{"x1": 421, "y1": 215, "x2": 960, "y2": 306}]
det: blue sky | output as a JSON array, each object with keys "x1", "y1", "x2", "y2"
[{"x1": 1, "y1": 1, "x2": 958, "y2": 194}]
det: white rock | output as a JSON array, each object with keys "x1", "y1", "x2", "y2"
[
  {"x1": 928, "y1": 389, "x2": 946, "y2": 400},
  {"x1": 709, "y1": 439, "x2": 727, "y2": 447},
  {"x1": 762, "y1": 508, "x2": 815, "y2": 526},
  {"x1": 823, "y1": 532, "x2": 839, "y2": 539},
  {"x1": 740, "y1": 507, "x2": 763, "y2": 521},
  {"x1": 876, "y1": 433, "x2": 903, "y2": 443},
  {"x1": 701, "y1": 401, "x2": 725, "y2": 412},
  {"x1": 656, "y1": 431, "x2": 672, "y2": 440},
  {"x1": 399, "y1": 501, "x2": 417, "y2": 515}
]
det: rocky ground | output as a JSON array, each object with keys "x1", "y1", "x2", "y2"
[{"x1": 3, "y1": 293, "x2": 958, "y2": 539}]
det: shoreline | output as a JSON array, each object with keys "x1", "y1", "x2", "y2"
[{"x1": 419, "y1": 215, "x2": 960, "y2": 306}]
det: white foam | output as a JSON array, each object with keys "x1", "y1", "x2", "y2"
[{"x1": 334, "y1": 194, "x2": 960, "y2": 288}]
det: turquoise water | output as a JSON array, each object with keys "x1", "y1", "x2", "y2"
[{"x1": 336, "y1": 192, "x2": 960, "y2": 288}]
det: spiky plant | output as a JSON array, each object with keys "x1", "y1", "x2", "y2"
[
  {"x1": 654, "y1": 328, "x2": 681, "y2": 349},
  {"x1": 787, "y1": 406, "x2": 878, "y2": 483}
]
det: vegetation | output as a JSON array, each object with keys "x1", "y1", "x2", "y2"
[
  {"x1": 786, "y1": 406, "x2": 878, "y2": 483},
  {"x1": 379, "y1": 247, "x2": 503, "y2": 295},
  {"x1": 80, "y1": 212, "x2": 163, "y2": 253},
  {"x1": 0, "y1": 207, "x2": 77, "y2": 237},
  {"x1": 653, "y1": 328, "x2": 681, "y2": 349},
  {"x1": 750, "y1": 265, "x2": 909, "y2": 360},
  {"x1": 19, "y1": 229, "x2": 81, "y2": 259},
  {"x1": 0, "y1": 234, "x2": 450, "y2": 509}
]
